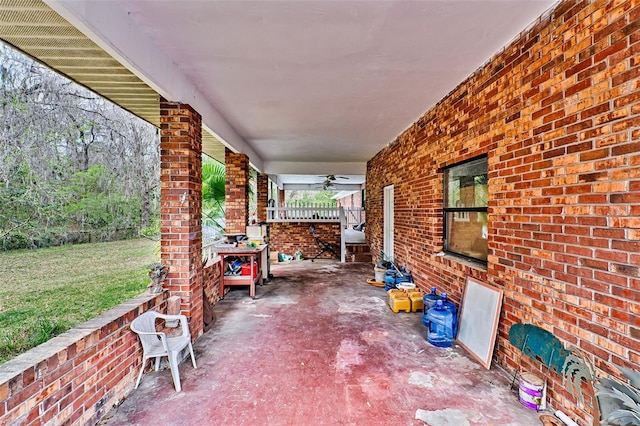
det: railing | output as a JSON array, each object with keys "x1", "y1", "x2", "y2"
[
  {"x1": 344, "y1": 207, "x2": 365, "y2": 229},
  {"x1": 267, "y1": 203, "x2": 343, "y2": 223},
  {"x1": 266, "y1": 204, "x2": 347, "y2": 262},
  {"x1": 202, "y1": 237, "x2": 226, "y2": 263}
]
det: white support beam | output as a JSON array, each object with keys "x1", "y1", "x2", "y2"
[
  {"x1": 264, "y1": 161, "x2": 366, "y2": 176},
  {"x1": 282, "y1": 183, "x2": 363, "y2": 191},
  {"x1": 267, "y1": 174, "x2": 285, "y2": 190},
  {"x1": 339, "y1": 206, "x2": 346, "y2": 263}
]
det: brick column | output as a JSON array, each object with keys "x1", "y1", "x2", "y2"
[
  {"x1": 257, "y1": 173, "x2": 268, "y2": 223},
  {"x1": 160, "y1": 100, "x2": 203, "y2": 338},
  {"x1": 225, "y1": 148, "x2": 249, "y2": 234}
]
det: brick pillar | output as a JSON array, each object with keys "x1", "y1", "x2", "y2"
[
  {"x1": 225, "y1": 148, "x2": 249, "y2": 234},
  {"x1": 257, "y1": 173, "x2": 268, "y2": 223},
  {"x1": 160, "y1": 100, "x2": 203, "y2": 338},
  {"x1": 278, "y1": 188, "x2": 285, "y2": 207}
]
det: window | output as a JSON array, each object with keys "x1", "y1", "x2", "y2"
[{"x1": 443, "y1": 156, "x2": 488, "y2": 263}]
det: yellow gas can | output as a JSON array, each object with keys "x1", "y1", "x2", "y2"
[
  {"x1": 407, "y1": 291, "x2": 425, "y2": 313},
  {"x1": 388, "y1": 290, "x2": 411, "y2": 313}
]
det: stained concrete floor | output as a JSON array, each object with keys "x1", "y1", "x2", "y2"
[{"x1": 101, "y1": 260, "x2": 546, "y2": 426}]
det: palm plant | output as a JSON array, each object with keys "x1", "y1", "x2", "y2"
[{"x1": 202, "y1": 157, "x2": 226, "y2": 237}]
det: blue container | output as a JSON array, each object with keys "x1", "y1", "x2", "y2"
[
  {"x1": 421, "y1": 287, "x2": 441, "y2": 327},
  {"x1": 385, "y1": 269, "x2": 398, "y2": 291},
  {"x1": 385, "y1": 266, "x2": 413, "y2": 290},
  {"x1": 395, "y1": 269, "x2": 413, "y2": 285},
  {"x1": 384, "y1": 276, "x2": 396, "y2": 291},
  {"x1": 426, "y1": 300, "x2": 454, "y2": 348},
  {"x1": 440, "y1": 293, "x2": 458, "y2": 339}
]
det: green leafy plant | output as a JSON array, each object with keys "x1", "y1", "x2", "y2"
[{"x1": 202, "y1": 157, "x2": 226, "y2": 236}]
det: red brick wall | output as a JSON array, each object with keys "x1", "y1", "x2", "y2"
[
  {"x1": 367, "y1": 1, "x2": 640, "y2": 423},
  {"x1": 335, "y1": 185, "x2": 364, "y2": 209},
  {"x1": 270, "y1": 222, "x2": 341, "y2": 260},
  {"x1": 203, "y1": 259, "x2": 221, "y2": 307},
  {"x1": 225, "y1": 149, "x2": 249, "y2": 234},
  {"x1": 336, "y1": 193, "x2": 353, "y2": 208},
  {"x1": 160, "y1": 100, "x2": 203, "y2": 338},
  {"x1": 257, "y1": 173, "x2": 268, "y2": 223},
  {"x1": 0, "y1": 293, "x2": 167, "y2": 425}
]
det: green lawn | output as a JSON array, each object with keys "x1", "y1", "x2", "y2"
[{"x1": 0, "y1": 238, "x2": 158, "y2": 364}]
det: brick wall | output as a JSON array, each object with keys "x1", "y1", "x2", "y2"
[
  {"x1": 335, "y1": 186, "x2": 364, "y2": 209},
  {"x1": 0, "y1": 293, "x2": 167, "y2": 425},
  {"x1": 367, "y1": 1, "x2": 640, "y2": 423},
  {"x1": 160, "y1": 101, "x2": 203, "y2": 338},
  {"x1": 257, "y1": 173, "x2": 269, "y2": 223},
  {"x1": 225, "y1": 149, "x2": 250, "y2": 234},
  {"x1": 203, "y1": 259, "x2": 221, "y2": 307},
  {"x1": 269, "y1": 222, "x2": 341, "y2": 260}
]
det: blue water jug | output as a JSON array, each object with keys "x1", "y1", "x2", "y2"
[
  {"x1": 427, "y1": 300, "x2": 454, "y2": 348},
  {"x1": 440, "y1": 293, "x2": 458, "y2": 338},
  {"x1": 422, "y1": 287, "x2": 441, "y2": 327}
]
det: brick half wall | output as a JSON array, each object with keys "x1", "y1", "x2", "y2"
[
  {"x1": 269, "y1": 222, "x2": 341, "y2": 261},
  {"x1": 0, "y1": 292, "x2": 167, "y2": 425}
]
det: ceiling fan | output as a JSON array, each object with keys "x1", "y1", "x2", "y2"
[{"x1": 319, "y1": 174, "x2": 349, "y2": 190}]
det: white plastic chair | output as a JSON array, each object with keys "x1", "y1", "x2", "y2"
[{"x1": 130, "y1": 310, "x2": 197, "y2": 392}]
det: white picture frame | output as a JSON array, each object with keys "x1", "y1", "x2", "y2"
[{"x1": 456, "y1": 277, "x2": 504, "y2": 369}]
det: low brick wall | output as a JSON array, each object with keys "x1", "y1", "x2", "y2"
[
  {"x1": 269, "y1": 222, "x2": 341, "y2": 260},
  {"x1": 0, "y1": 292, "x2": 167, "y2": 425},
  {"x1": 203, "y1": 258, "x2": 222, "y2": 307}
]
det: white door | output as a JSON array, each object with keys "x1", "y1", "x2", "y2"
[{"x1": 383, "y1": 185, "x2": 394, "y2": 261}]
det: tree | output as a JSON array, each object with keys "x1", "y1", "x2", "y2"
[
  {"x1": 286, "y1": 189, "x2": 337, "y2": 205},
  {"x1": 0, "y1": 42, "x2": 160, "y2": 250}
]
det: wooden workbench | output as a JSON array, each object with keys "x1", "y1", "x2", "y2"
[{"x1": 215, "y1": 244, "x2": 267, "y2": 299}]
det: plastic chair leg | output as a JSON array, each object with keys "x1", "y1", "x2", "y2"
[
  {"x1": 135, "y1": 357, "x2": 148, "y2": 389},
  {"x1": 168, "y1": 351, "x2": 182, "y2": 392},
  {"x1": 188, "y1": 343, "x2": 197, "y2": 369}
]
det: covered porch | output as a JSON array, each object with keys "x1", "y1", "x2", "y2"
[
  {"x1": 1, "y1": 1, "x2": 639, "y2": 426},
  {"x1": 99, "y1": 260, "x2": 542, "y2": 426}
]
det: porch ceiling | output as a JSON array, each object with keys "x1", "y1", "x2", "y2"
[{"x1": 2, "y1": 0, "x2": 555, "y2": 186}]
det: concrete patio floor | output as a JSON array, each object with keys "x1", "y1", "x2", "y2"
[{"x1": 100, "y1": 260, "x2": 547, "y2": 426}]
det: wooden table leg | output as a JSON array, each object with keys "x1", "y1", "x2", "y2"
[
  {"x1": 250, "y1": 256, "x2": 256, "y2": 299},
  {"x1": 219, "y1": 254, "x2": 227, "y2": 299}
]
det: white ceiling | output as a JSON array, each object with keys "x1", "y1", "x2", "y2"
[{"x1": 45, "y1": 0, "x2": 556, "y2": 187}]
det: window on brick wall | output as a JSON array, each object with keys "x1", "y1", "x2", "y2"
[{"x1": 443, "y1": 156, "x2": 488, "y2": 263}]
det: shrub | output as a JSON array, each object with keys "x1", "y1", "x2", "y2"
[{"x1": 1, "y1": 231, "x2": 31, "y2": 250}]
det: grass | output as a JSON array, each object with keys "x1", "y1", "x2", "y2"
[{"x1": 0, "y1": 238, "x2": 158, "y2": 364}]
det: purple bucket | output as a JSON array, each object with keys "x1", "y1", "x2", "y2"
[{"x1": 518, "y1": 372, "x2": 546, "y2": 411}]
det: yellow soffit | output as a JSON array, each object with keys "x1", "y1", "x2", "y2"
[{"x1": 0, "y1": 0, "x2": 226, "y2": 163}]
